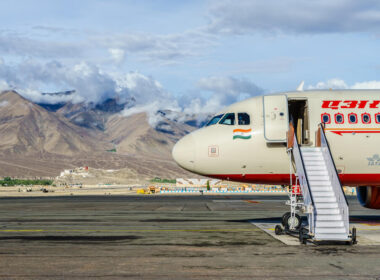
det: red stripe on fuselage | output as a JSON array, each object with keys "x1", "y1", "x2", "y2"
[
  {"x1": 208, "y1": 174, "x2": 380, "y2": 186},
  {"x1": 330, "y1": 131, "x2": 380, "y2": 135}
]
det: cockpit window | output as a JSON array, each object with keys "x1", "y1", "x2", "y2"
[
  {"x1": 206, "y1": 114, "x2": 224, "y2": 126},
  {"x1": 219, "y1": 113, "x2": 235, "y2": 125},
  {"x1": 238, "y1": 113, "x2": 250, "y2": 125}
]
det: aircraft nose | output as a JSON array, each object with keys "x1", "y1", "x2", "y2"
[{"x1": 172, "y1": 134, "x2": 195, "y2": 172}]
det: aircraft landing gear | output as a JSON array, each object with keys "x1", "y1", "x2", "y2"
[{"x1": 274, "y1": 183, "x2": 306, "y2": 242}]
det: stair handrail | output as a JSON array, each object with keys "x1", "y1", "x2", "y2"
[
  {"x1": 291, "y1": 132, "x2": 316, "y2": 235},
  {"x1": 318, "y1": 123, "x2": 349, "y2": 235}
]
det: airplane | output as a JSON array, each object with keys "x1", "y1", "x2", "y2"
[{"x1": 172, "y1": 85, "x2": 380, "y2": 243}]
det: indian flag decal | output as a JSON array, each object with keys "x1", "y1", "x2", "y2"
[{"x1": 233, "y1": 128, "x2": 252, "y2": 140}]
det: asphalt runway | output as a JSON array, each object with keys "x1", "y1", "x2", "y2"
[{"x1": 0, "y1": 195, "x2": 380, "y2": 279}]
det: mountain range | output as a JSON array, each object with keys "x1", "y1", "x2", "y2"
[{"x1": 0, "y1": 90, "x2": 205, "y2": 181}]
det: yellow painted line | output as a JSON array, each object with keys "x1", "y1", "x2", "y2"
[{"x1": 0, "y1": 228, "x2": 256, "y2": 233}]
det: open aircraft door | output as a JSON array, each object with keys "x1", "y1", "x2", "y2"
[{"x1": 263, "y1": 95, "x2": 289, "y2": 142}]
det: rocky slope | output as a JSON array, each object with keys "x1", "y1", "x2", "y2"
[{"x1": 0, "y1": 90, "x2": 201, "y2": 180}]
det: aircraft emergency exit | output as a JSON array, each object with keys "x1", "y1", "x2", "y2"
[{"x1": 172, "y1": 90, "x2": 380, "y2": 210}]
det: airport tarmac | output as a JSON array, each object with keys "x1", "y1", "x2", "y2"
[{"x1": 0, "y1": 195, "x2": 380, "y2": 279}]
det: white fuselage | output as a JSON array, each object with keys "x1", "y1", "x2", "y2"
[{"x1": 172, "y1": 90, "x2": 380, "y2": 187}]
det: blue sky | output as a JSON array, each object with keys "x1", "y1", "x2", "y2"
[{"x1": 0, "y1": 0, "x2": 379, "y2": 115}]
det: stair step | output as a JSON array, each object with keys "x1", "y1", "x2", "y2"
[
  {"x1": 301, "y1": 147, "x2": 321, "y2": 152},
  {"x1": 316, "y1": 215, "x2": 342, "y2": 221},
  {"x1": 314, "y1": 233, "x2": 349, "y2": 241},
  {"x1": 308, "y1": 175, "x2": 330, "y2": 181},
  {"x1": 301, "y1": 148, "x2": 322, "y2": 152},
  {"x1": 302, "y1": 152, "x2": 323, "y2": 157},
  {"x1": 316, "y1": 221, "x2": 344, "y2": 227},
  {"x1": 302, "y1": 155, "x2": 325, "y2": 162},
  {"x1": 315, "y1": 227, "x2": 347, "y2": 234},
  {"x1": 309, "y1": 181, "x2": 331, "y2": 186},
  {"x1": 307, "y1": 170, "x2": 329, "y2": 176},
  {"x1": 312, "y1": 191, "x2": 335, "y2": 197},
  {"x1": 310, "y1": 186, "x2": 333, "y2": 192},
  {"x1": 316, "y1": 208, "x2": 340, "y2": 215},
  {"x1": 303, "y1": 161, "x2": 326, "y2": 166},
  {"x1": 306, "y1": 165, "x2": 327, "y2": 171},
  {"x1": 314, "y1": 197, "x2": 336, "y2": 203},
  {"x1": 315, "y1": 202, "x2": 339, "y2": 209}
]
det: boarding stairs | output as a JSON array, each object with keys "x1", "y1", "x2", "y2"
[{"x1": 287, "y1": 123, "x2": 353, "y2": 243}]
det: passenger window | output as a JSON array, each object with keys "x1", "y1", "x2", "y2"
[
  {"x1": 238, "y1": 113, "x2": 250, "y2": 125},
  {"x1": 219, "y1": 113, "x2": 235, "y2": 125},
  {"x1": 376, "y1": 114, "x2": 380, "y2": 124},
  {"x1": 335, "y1": 113, "x2": 344, "y2": 124},
  {"x1": 321, "y1": 113, "x2": 330, "y2": 124},
  {"x1": 206, "y1": 114, "x2": 224, "y2": 126},
  {"x1": 362, "y1": 113, "x2": 371, "y2": 124},
  {"x1": 348, "y1": 113, "x2": 357, "y2": 124}
]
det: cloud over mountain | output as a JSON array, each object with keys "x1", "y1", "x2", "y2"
[
  {"x1": 0, "y1": 59, "x2": 177, "y2": 109},
  {"x1": 0, "y1": 57, "x2": 265, "y2": 127}
]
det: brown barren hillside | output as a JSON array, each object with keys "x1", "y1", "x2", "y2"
[
  {"x1": 105, "y1": 113, "x2": 194, "y2": 159},
  {"x1": 0, "y1": 90, "x2": 198, "y2": 180},
  {"x1": 0, "y1": 91, "x2": 109, "y2": 156}
]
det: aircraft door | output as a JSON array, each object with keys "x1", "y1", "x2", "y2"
[{"x1": 263, "y1": 95, "x2": 289, "y2": 142}]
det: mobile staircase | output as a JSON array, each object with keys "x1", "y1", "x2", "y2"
[{"x1": 276, "y1": 123, "x2": 356, "y2": 244}]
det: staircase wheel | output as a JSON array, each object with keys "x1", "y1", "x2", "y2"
[
  {"x1": 352, "y1": 227, "x2": 357, "y2": 245},
  {"x1": 275, "y1": 225, "x2": 283, "y2": 235},
  {"x1": 284, "y1": 213, "x2": 302, "y2": 230},
  {"x1": 281, "y1": 212, "x2": 291, "y2": 227}
]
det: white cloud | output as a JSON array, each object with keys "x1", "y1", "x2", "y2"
[
  {"x1": 197, "y1": 76, "x2": 263, "y2": 106},
  {"x1": 176, "y1": 76, "x2": 263, "y2": 122},
  {"x1": 308, "y1": 78, "x2": 380, "y2": 90},
  {"x1": 0, "y1": 80, "x2": 10, "y2": 92},
  {"x1": 122, "y1": 102, "x2": 166, "y2": 127},
  {"x1": 207, "y1": 0, "x2": 380, "y2": 35},
  {"x1": 96, "y1": 29, "x2": 214, "y2": 64},
  {"x1": 351, "y1": 81, "x2": 380, "y2": 89},
  {"x1": 0, "y1": 60, "x2": 120, "y2": 105},
  {"x1": 108, "y1": 48, "x2": 125, "y2": 64},
  {"x1": 0, "y1": 26, "x2": 214, "y2": 65},
  {"x1": 0, "y1": 30, "x2": 86, "y2": 59},
  {"x1": 0, "y1": 58, "x2": 183, "y2": 127},
  {"x1": 0, "y1": 58, "x2": 265, "y2": 128},
  {"x1": 308, "y1": 78, "x2": 349, "y2": 90},
  {"x1": 119, "y1": 72, "x2": 181, "y2": 127}
]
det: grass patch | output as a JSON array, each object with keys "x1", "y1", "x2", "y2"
[
  {"x1": 150, "y1": 177, "x2": 176, "y2": 184},
  {"x1": 0, "y1": 177, "x2": 53, "y2": 186}
]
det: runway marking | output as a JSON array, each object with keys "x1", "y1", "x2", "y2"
[
  {"x1": 0, "y1": 228, "x2": 257, "y2": 233},
  {"x1": 0, "y1": 229, "x2": 44, "y2": 232}
]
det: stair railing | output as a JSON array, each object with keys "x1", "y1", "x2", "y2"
[
  {"x1": 317, "y1": 123, "x2": 349, "y2": 236},
  {"x1": 291, "y1": 132, "x2": 316, "y2": 235}
]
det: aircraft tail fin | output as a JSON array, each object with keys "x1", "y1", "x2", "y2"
[{"x1": 296, "y1": 81, "x2": 304, "y2": 91}]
